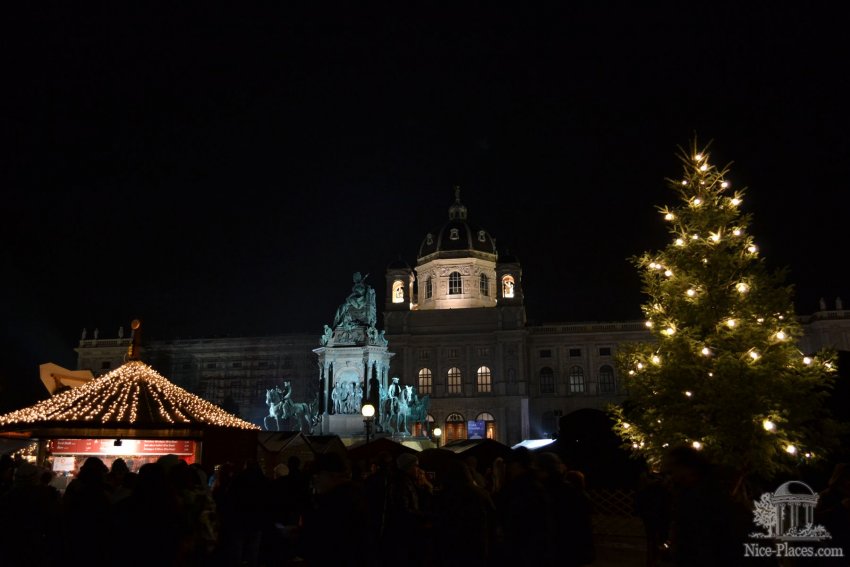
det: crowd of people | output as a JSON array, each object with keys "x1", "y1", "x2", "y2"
[{"x1": 0, "y1": 447, "x2": 594, "y2": 567}]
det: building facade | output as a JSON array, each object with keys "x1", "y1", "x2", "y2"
[{"x1": 75, "y1": 193, "x2": 850, "y2": 446}]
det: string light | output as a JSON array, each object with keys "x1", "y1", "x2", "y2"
[
  {"x1": 686, "y1": 289, "x2": 696, "y2": 297},
  {"x1": 0, "y1": 361, "x2": 260, "y2": 430},
  {"x1": 726, "y1": 318, "x2": 737, "y2": 328},
  {"x1": 733, "y1": 229, "x2": 742, "y2": 236},
  {"x1": 695, "y1": 153, "x2": 703, "y2": 161},
  {"x1": 664, "y1": 269, "x2": 673, "y2": 277},
  {"x1": 645, "y1": 321, "x2": 653, "y2": 328},
  {"x1": 699, "y1": 164, "x2": 708, "y2": 172},
  {"x1": 681, "y1": 180, "x2": 688, "y2": 186},
  {"x1": 749, "y1": 350, "x2": 761, "y2": 360},
  {"x1": 709, "y1": 232, "x2": 720, "y2": 242},
  {"x1": 721, "y1": 181, "x2": 729, "y2": 188},
  {"x1": 651, "y1": 355, "x2": 661, "y2": 364},
  {"x1": 692, "y1": 198, "x2": 702, "y2": 206},
  {"x1": 701, "y1": 347, "x2": 711, "y2": 356},
  {"x1": 785, "y1": 445, "x2": 797, "y2": 455},
  {"x1": 664, "y1": 327, "x2": 675, "y2": 336},
  {"x1": 802, "y1": 356, "x2": 812, "y2": 365},
  {"x1": 684, "y1": 391, "x2": 692, "y2": 397},
  {"x1": 748, "y1": 245, "x2": 758, "y2": 253},
  {"x1": 775, "y1": 331, "x2": 787, "y2": 341},
  {"x1": 692, "y1": 441, "x2": 702, "y2": 449},
  {"x1": 691, "y1": 234, "x2": 699, "y2": 240},
  {"x1": 736, "y1": 282, "x2": 749, "y2": 293},
  {"x1": 730, "y1": 197, "x2": 741, "y2": 206},
  {"x1": 628, "y1": 370, "x2": 635, "y2": 376},
  {"x1": 664, "y1": 212, "x2": 675, "y2": 221},
  {"x1": 637, "y1": 362, "x2": 645, "y2": 370},
  {"x1": 623, "y1": 423, "x2": 631, "y2": 429},
  {"x1": 675, "y1": 238, "x2": 685, "y2": 246},
  {"x1": 763, "y1": 419, "x2": 776, "y2": 431}
]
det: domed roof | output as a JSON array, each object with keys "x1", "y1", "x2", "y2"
[
  {"x1": 418, "y1": 188, "x2": 497, "y2": 260},
  {"x1": 774, "y1": 481, "x2": 816, "y2": 497}
]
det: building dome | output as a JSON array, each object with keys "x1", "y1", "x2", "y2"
[
  {"x1": 774, "y1": 481, "x2": 816, "y2": 497},
  {"x1": 418, "y1": 188, "x2": 497, "y2": 260}
]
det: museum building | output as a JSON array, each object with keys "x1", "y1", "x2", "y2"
[{"x1": 75, "y1": 193, "x2": 850, "y2": 446}]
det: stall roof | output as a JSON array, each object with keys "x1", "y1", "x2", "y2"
[{"x1": 0, "y1": 360, "x2": 259, "y2": 433}]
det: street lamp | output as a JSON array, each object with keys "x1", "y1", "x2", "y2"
[
  {"x1": 432, "y1": 427, "x2": 442, "y2": 447},
  {"x1": 361, "y1": 403, "x2": 376, "y2": 444}
]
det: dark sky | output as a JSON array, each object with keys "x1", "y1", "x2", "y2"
[{"x1": 3, "y1": 4, "x2": 848, "y2": 404}]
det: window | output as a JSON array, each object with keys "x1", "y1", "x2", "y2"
[
  {"x1": 476, "y1": 366, "x2": 492, "y2": 393},
  {"x1": 231, "y1": 362, "x2": 242, "y2": 368},
  {"x1": 569, "y1": 348, "x2": 582, "y2": 357},
  {"x1": 599, "y1": 347, "x2": 612, "y2": 356},
  {"x1": 478, "y1": 230, "x2": 487, "y2": 242},
  {"x1": 418, "y1": 368, "x2": 433, "y2": 395},
  {"x1": 449, "y1": 228, "x2": 460, "y2": 240},
  {"x1": 479, "y1": 273, "x2": 489, "y2": 296},
  {"x1": 419, "y1": 350, "x2": 430, "y2": 361},
  {"x1": 447, "y1": 367, "x2": 462, "y2": 394},
  {"x1": 101, "y1": 361, "x2": 111, "y2": 370},
  {"x1": 445, "y1": 412, "x2": 467, "y2": 442},
  {"x1": 540, "y1": 367, "x2": 555, "y2": 394},
  {"x1": 599, "y1": 365, "x2": 616, "y2": 394},
  {"x1": 502, "y1": 275, "x2": 515, "y2": 298},
  {"x1": 448, "y1": 348, "x2": 458, "y2": 359},
  {"x1": 425, "y1": 277, "x2": 433, "y2": 299},
  {"x1": 569, "y1": 366, "x2": 586, "y2": 393},
  {"x1": 477, "y1": 347, "x2": 490, "y2": 357},
  {"x1": 392, "y1": 280, "x2": 404, "y2": 303},
  {"x1": 539, "y1": 349, "x2": 552, "y2": 358},
  {"x1": 449, "y1": 271, "x2": 462, "y2": 294},
  {"x1": 476, "y1": 412, "x2": 496, "y2": 439},
  {"x1": 426, "y1": 233, "x2": 434, "y2": 245}
]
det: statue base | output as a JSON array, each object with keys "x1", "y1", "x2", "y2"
[{"x1": 326, "y1": 413, "x2": 369, "y2": 436}]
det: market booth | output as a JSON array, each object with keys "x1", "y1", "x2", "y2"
[{"x1": 0, "y1": 360, "x2": 260, "y2": 475}]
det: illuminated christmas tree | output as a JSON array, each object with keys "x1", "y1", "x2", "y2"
[{"x1": 612, "y1": 140, "x2": 837, "y2": 480}]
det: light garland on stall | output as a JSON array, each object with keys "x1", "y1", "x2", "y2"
[{"x1": 0, "y1": 360, "x2": 259, "y2": 430}]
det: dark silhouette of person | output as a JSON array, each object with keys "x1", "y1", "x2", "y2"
[
  {"x1": 106, "y1": 457, "x2": 137, "y2": 504},
  {"x1": 62, "y1": 456, "x2": 112, "y2": 564},
  {"x1": 300, "y1": 452, "x2": 369, "y2": 566},
  {"x1": 383, "y1": 452, "x2": 435, "y2": 567},
  {"x1": 364, "y1": 450, "x2": 395, "y2": 565},
  {"x1": 814, "y1": 463, "x2": 850, "y2": 560},
  {"x1": 662, "y1": 446, "x2": 750, "y2": 567},
  {"x1": 216, "y1": 460, "x2": 273, "y2": 567},
  {"x1": 432, "y1": 456, "x2": 497, "y2": 567},
  {"x1": 635, "y1": 470, "x2": 672, "y2": 567},
  {"x1": 0, "y1": 462, "x2": 61, "y2": 566},
  {"x1": 537, "y1": 452, "x2": 595, "y2": 566}
]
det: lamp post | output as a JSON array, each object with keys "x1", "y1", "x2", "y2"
[
  {"x1": 361, "y1": 403, "x2": 376, "y2": 444},
  {"x1": 432, "y1": 426, "x2": 442, "y2": 447}
]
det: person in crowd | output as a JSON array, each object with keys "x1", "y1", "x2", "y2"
[
  {"x1": 215, "y1": 459, "x2": 273, "y2": 567},
  {"x1": 383, "y1": 452, "x2": 435, "y2": 567},
  {"x1": 107, "y1": 457, "x2": 136, "y2": 503},
  {"x1": 0, "y1": 462, "x2": 62, "y2": 566},
  {"x1": 536, "y1": 452, "x2": 595, "y2": 566},
  {"x1": 363, "y1": 451, "x2": 395, "y2": 566},
  {"x1": 300, "y1": 452, "x2": 369, "y2": 566},
  {"x1": 432, "y1": 456, "x2": 496, "y2": 567},
  {"x1": 815, "y1": 462, "x2": 850, "y2": 558},
  {"x1": 662, "y1": 445, "x2": 750, "y2": 567},
  {"x1": 464, "y1": 455, "x2": 488, "y2": 489},
  {"x1": 63, "y1": 456, "x2": 112, "y2": 564}
]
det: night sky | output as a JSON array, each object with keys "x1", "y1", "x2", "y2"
[{"x1": 3, "y1": 5, "x2": 848, "y2": 406}]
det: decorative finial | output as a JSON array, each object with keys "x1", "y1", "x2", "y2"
[
  {"x1": 454, "y1": 185, "x2": 461, "y2": 203},
  {"x1": 448, "y1": 186, "x2": 468, "y2": 220},
  {"x1": 127, "y1": 319, "x2": 142, "y2": 361}
]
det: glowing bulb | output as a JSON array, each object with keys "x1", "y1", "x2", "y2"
[
  {"x1": 701, "y1": 347, "x2": 711, "y2": 356},
  {"x1": 726, "y1": 318, "x2": 737, "y2": 328},
  {"x1": 691, "y1": 234, "x2": 699, "y2": 240},
  {"x1": 623, "y1": 423, "x2": 631, "y2": 429},
  {"x1": 693, "y1": 198, "x2": 702, "y2": 206},
  {"x1": 775, "y1": 331, "x2": 786, "y2": 340},
  {"x1": 681, "y1": 180, "x2": 688, "y2": 186},
  {"x1": 785, "y1": 445, "x2": 797, "y2": 455},
  {"x1": 651, "y1": 355, "x2": 661, "y2": 364},
  {"x1": 763, "y1": 419, "x2": 776, "y2": 431},
  {"x1": 664, "y1": 270, "x2": 673, "y2": 277},
  {"x1": 692, "y1": 441, "x2": 702, "y2": 450},
  {"x1": 628, "y1": 370, "x2": 635, "y2": 376},
  {"x1": 730, "y1": 197, "x2": 741, "y2": 206},
  {"x1": 675, "y1": 238, "x2": 684, "y2": 246},
  {"x1": 664, "y1": 327, "x2": 675, "y2": 336},
  {"x1": 804, "y1": 452, "x2": 812, "y2": 458},
  {"x1": 695, "y1": 153, "x2": 703, "y2": 161},
  {"x1": 736, "y1": 282, "x2": 749, "y2": 293},
  {"x1": 686, "y1": 289, "x2": 696, "y2": 297},
  {"x1": 709, "y1": 233, "x2": 720, "y2": 242},
  {"x1": 749, "y1": 350, "x2": 760, "y2": 360},
  {"x1": 637, "y1": 363, "x2": 644, "y2": 370},
  {"x1": 664, "y1": 212, "x2": 674, "y2": 221},
  {"x1": 748, "y1": 245, "x2": 758, "y2": 253},
  {"x1": 645, "y1": 321, "x2": 653, "y2": 328},
  {"x1": 721, "y1": 181, "x2": 729, "y2": 188},
  {"x1": 733, "y1": 229, "x2": 741, "y2": 236},
  {"x1": 684, "y1": 391, "x2": 692, "y2": 397},
  {"x1": 632, "y1": 443, "x2": 639, "y2": 449},
  {"x1": 802, "y1": 356, "x2": 812, "y2": 365},
  {"x1": 648, "y1": 262, "x2": 657, "y2": 269},
  {"x1": 708, "y1": 372, "x2": 713, "y2": 377},
  {"x1": 699, "y1": 164, "x2": 708, "y2": 172}
]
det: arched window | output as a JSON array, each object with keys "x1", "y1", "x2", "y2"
[
  {"x1": 502, "y1": 275, "x2": 515, "y2": 298},
  {"x1": 569, "y1": 365, "x2": 585, "y2": 393},
  {"x1": 425, "y1": 277, "x2": 433, "y2": 299},
  {"x1": 447, "y1": 367, "x2": 462, "y2": 394},
  {"x1": 476, "y1": 412, "x2": 496, "y2": 439},
  {"x1": 539, "y1": 367, "x2": 555, "y2": 394},
  {"x1": 449, "y1": 272, "x2": 462, "y2": 295},
  {"x1": 392, "y1": 280, "x2": 404, "y2": 303},
  {"x1": 598, "y1": 365, "x2": 616, "y2": 394},
  {"x1": 479, "y1": 273, "x2": 489, "y2": 296},
  {"x1": 418, "y1": 368, "x2": 433, "y2": 395},
  {"x1": 445, "y1": 412, "x2": 466, "y2": 442},
  {"x1": 476, "y1": 366, "x2": 492, "y2": 393},
  {"x1": 449, "y1": 228, "x2": 460, "y2": 240}
]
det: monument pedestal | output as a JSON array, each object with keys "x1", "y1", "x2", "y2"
[{"x1": 327, "y1": 414, "x2": 367, "y2": 437}]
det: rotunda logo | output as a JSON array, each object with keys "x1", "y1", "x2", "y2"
[{"x1": 750, "y1": 481, "x2": 831, "y2": 541}]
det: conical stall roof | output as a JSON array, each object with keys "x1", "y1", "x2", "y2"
[{"x1": 0, "y1": 360, "x2": 259, "y2": 435}]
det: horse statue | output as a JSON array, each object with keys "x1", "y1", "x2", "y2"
[
  {"x1": 281, "y1": 396, "x2": 318, "y2": 435},
  {"x1": 408, "y1": 391, "x2": 431, "y2": 436},
  {"x1": 264, "y1": 387, "x2": 286, "y2": 431}
]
